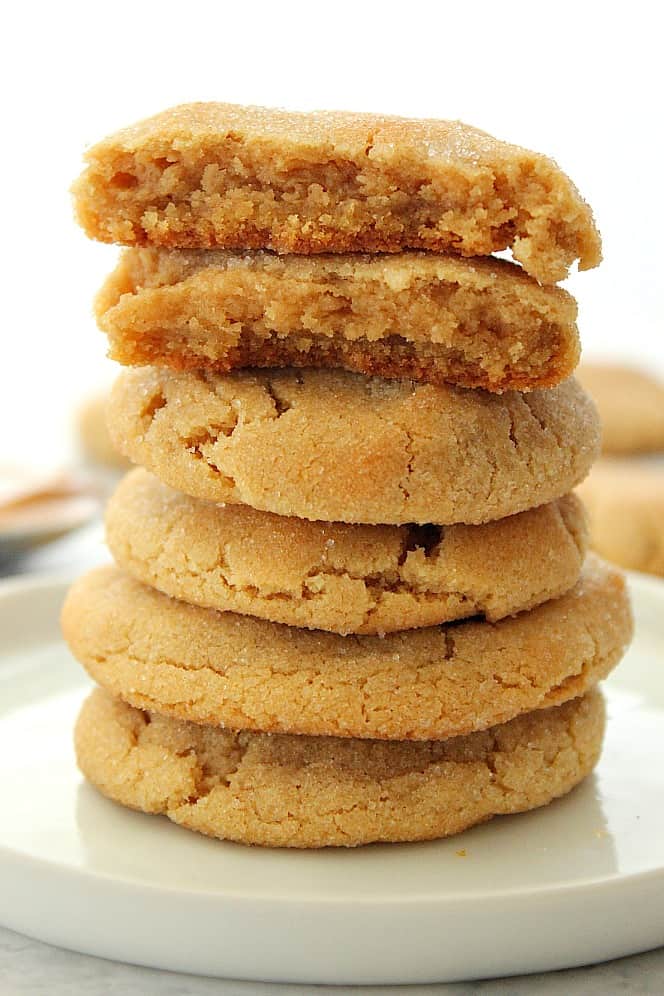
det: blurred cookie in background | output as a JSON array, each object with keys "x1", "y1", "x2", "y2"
[
  {"x1": 0, "y1": 390, "x2": 121, "y2": 567},
  {"x1": 577, "y1": 362, "x2": 664, "y2": 455},
  {"x1": 578, "y1": 459, "x2": 664, "y2": 576},
  {"x1": 76, "y1": 392, "x2": 130, "y2": 472}
]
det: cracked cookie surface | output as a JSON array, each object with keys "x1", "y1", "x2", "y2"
[
  {"x1": 62, "y1": 558, "x2": 631, "y2": 741},
  {"x1": 108, "y1": 366, "x2": 600, "y2": 525},
  {"x1": 106, "y1": 469, "x2": 588, "y2": 634},
  {"x1": 96, "y1": 248, "x2": 579, "y2": 392},
  {"x1": 72, "y1": 102, "x2": 601, "y2": 284},
  {"x1": 75, "y1": 688, "x2": 605, "y2": 847}
]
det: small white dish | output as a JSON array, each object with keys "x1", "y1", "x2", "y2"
[
  {"x1": 0, "y1": 469, "x2": 101, "y2": 561},
  {"x1": 0, "y1": 572, "x2": 662, "y2": 984}
]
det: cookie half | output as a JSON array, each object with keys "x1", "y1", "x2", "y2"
[
  {"x1": 577, "y1": 363, "x2": 664, "y2": 455},
  {"x1": 75, "y1": 688, "x2": 605, "y2": 848},
  {"x1": 579, "y1": 459, "x2": 664, "y2": 575},
  {"x1": 97, "y1": 249, "x2": 579, "y2": 392},
  {"x1": 62, "y1": 559, "x2": 631, "y2": 741},
  {"x1": 107, "y1": 366, "x2": 600, "y2": 525},
  {"x1": 106, "y1": 469, "x2": 588, "y2": 634},
  {"x1": 71, "y1": 103, "x2": 600, "y2": 284}
]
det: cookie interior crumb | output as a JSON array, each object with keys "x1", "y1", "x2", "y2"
[
  {"x1": 97, "y1": 248, "x2": 580, "y2": 392},
  {"x1": 73, "y1": 103, "x2": 601, "y2": 284}
]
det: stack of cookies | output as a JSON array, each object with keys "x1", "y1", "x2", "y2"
[{"x1": 64, "y1": 104, "x2": 632, "y2": 848}]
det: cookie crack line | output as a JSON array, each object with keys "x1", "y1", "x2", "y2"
[
  {"x1": 519, "y1": 391, "x2": 567, "y2": 460},
  {"x1": 263, "y1": 379, "x2": 293, "y2": 417},
  {"x1": 140, "y1": 390, "x2": 167, "y2": 421},
  {"x1": 397, "y1": 425, "x2": 415, "y2": 505}
]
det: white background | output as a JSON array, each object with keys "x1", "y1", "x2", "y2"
[{"x1": 3, "y1": 0, "x2": 662, "y2": 470}]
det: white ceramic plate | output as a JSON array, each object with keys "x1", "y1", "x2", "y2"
[{"x1": 0, "y1": 572, "x2": 663, "y2": 985}]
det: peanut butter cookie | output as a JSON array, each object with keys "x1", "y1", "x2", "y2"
[
  {"x1": 75, "y1": 688, "x2": 605, "y2": 848},
  {"x1": 97, "y1": 248, "x2": 579, "y2": 392},
  {"x1": 107, "y1": 366, "x2": 600, "y2": 525},
  {"x1": 62, "y1": 559, "x2": 631, "y2": 742},
  {"x1": 106, "y1": 469, "x2": 588, "y2": 634},
  {"x1": 72, "y1": 103, "x2": 600, "y2": 284}
]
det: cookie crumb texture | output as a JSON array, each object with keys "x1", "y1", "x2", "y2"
[
  {"x1": 72, "y1": 103, "x2": 601, "y2": 285},
  {"x1": 106, "y1": 469, "x2": 588, "y2": 633},
  {"x1": 108, "y1": 366, "x2": 600, "y2": 525},
  {"x1": 62, "y1": 559, "x2": 631, "y2": 741},
  {"x1": 97, "y1": 249, "x2": 579, "y2": 392},
  {"x1": 75, "y1": 688, "x2": 605, "y2": 848}
]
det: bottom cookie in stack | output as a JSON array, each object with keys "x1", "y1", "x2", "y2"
[{"x1": 76, "y1": 687, "x2": 604, "y2": 849}]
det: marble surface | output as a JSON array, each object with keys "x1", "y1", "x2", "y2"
[{"x1": 0, "y1": 928, "x2": 662, "y2": 995}]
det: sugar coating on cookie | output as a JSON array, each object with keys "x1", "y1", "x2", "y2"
[
  {"x1": 577, "y1": 363, "x2": 664, "y2": 455},
  {"x1": 62, "y1": 558, "x2": 631, "y2": 741},
  {"x1": 107, "y1": 366, "x2": 600, "y2": 525},
  {"x1": 578, "y1": 459, "x2": 664, "y2": 576},
  {"x1": 75, "y1": 688, "x2": 605, "y2": 848},
  {"x1": 106, "y1": 469, "x2": 588, "y2": 634},
  {"x1": 97, "y1": 248, "x2": 579, "y2": 392},
  {"x1": 72, "y1": 103, "x2": 601, "y2": 284}
]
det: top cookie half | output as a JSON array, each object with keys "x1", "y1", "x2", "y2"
[{"x1": 72, "y1": 103, "x2": 601, "y2": 284}]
